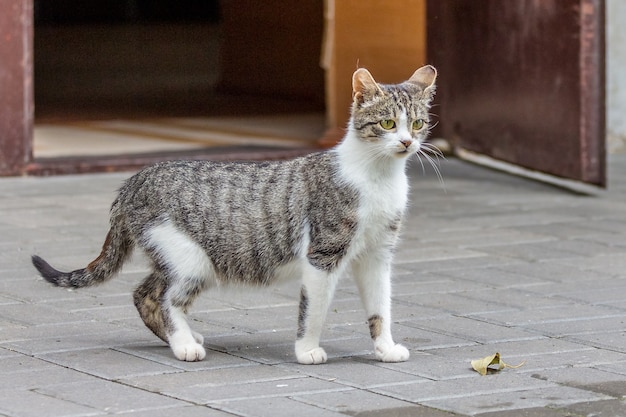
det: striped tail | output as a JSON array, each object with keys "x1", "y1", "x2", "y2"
[{"x1": 32, "y1": 223, "x2": 133, "y2": 288}]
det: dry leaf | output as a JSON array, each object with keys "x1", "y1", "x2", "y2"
[{"x1": 471, "y1": 352, "x2": 525, "y2": 376}]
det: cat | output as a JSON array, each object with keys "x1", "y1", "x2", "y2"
[{"x1": 32, "y1": 65, "x2": 437, "y2": 364}]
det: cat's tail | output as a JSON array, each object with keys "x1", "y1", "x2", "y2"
[{"x1": 32, "y1": 213, "x2": 134, "y2": 288}]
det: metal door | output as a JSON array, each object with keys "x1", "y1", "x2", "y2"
[{"x1": 427, "y1": 0, "x2": 606, "y2": 187}]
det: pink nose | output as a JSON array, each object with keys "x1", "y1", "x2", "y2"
[{"x1": 400, "y1": 139, "x2": 412, "y2": 148}]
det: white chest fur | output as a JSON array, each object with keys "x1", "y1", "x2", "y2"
[{"x1": 335, "y1": 132, "x2": 411, "y2": 255}]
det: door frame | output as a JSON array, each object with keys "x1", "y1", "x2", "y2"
[{"x1": 0, "y1": 0, "x2": 33, "y2": 176}]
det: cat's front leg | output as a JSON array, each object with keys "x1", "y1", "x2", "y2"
[
  {"x1": 294, "y1": 264, "x2": 340, "y2": 364},
  {"x1": 352, "y1": 256, "x2": 409, "y2": 363}
]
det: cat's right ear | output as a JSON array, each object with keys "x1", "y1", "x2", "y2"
[
  {"x1": 407, "y1": 65, "x2": 437, "y2": 99},
  {"x1": 352, "y1": 68, "x2": 383, "y2": 105}
]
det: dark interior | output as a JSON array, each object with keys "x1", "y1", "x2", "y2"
[{"x1": 34, "y1": 0, "x2": 325, "y2": 122}]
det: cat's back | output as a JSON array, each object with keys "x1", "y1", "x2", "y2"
[{"x1": 114, "y1": 152, "x2": 348, "y2": 224}]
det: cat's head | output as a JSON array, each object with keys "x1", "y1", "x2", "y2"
[{"x1": 349, "y1": 65, "x2": 437, "y2": 158}]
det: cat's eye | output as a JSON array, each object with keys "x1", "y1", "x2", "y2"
[
  {"x1": 412, "y1": 119, "x2": 425, "y2": 130},
  {"x1": 379, "y1": 119, "x2": 396, "y2": 130}
]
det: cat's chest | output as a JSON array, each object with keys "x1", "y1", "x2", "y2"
[{"x1": 354, "y1": 175, "x2": 408, "y2": 240}]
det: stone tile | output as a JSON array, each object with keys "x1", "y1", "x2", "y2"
[
  {"x1": 372, "y1": 373, "x2": 554, "y2": 403},
  {"x1": 1, "y1": 363, "x2": 96, "y2": 391},
  {"x1": 115, "y1": 343, "x2": 254, "y2": 371},
  {"x1": 115, "y1": 405, "x2": 233, "y2": 417},
  {"x1": 37, "y1": 379, "x2": 186, "y2": 414},
  {"x1": 173, "y1": 376, "x2": 350, "y2": 404},
  {"x1": 1, "y1": 327, "x2": 155, "y2": 356},
  {"x1": 395, "y1": 291, "x2": 518, "y2": 316},
  {"x1": 372, "y1": 352, "x2": 477, "y2": 381},
  {"x1": 0, "y1": 354, "x2": 57, "y2": 373},
  {"x1": 472, "y1": 304, "x2": 622, "y2": 327},
  {"x1": 565, "y1": 399, "x2": 626, "y2": 416},
  {"x1": 215, "y1": 396, "x2": 346, "y2": 417},
  {"x1": 402, "y1": 315, "x2": 541, "y2": 344},
  {"x1": 530, "y1": 367, "x2": 626, "y2": 397},
  {"x1": 0, "y1": 389, "x2": 101, "y2": 417},
  {"x1": 295, "y1": 389, "x2": 416, "y2": 414},
  {"x1": 426, "y1": 338, "x2": 594, "y2": 360},
  {"x1": 277, "y1": 358, "x2": 425, "y2": 389},
  {"x1": 40, "y1": 348, "x2": 181, "y2": 379},
  {"x1": 510, "y1": 349, "x2": 626, "y2": 373},
  {"x1": 523, "y1": 315, "x2": 626, "y2": 337},
  {"x1": 423, "y1": 386, "x2": 611, "y2": 416},
  {"x1": 566, "y1": 331, "x2": 626, "y2": 353},
  {"x1": 435, "y1": 267, "x2": 552, "y2": 289},
  {"x1": 121, "y1": 363, "x2": 298, "y2": 394}
]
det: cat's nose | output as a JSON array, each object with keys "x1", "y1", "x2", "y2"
[{"x1": 400, "y1": 139, "x2": 413, "y2": 148}]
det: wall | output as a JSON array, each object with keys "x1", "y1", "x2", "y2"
[{"x1": 607, "y1": 0, "x2": 626, "y2": 153}]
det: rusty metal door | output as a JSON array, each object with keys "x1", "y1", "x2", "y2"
[{"x1": 427, "y1": 0, "x2": 606, "y2": 187}]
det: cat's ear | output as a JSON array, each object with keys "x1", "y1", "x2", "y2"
[
  {"x1": 352, "y1": 68, "x2": 383, "y2": 105},
  {"x1": 407, "y1": 65, "x2": 437, "y2": 99}
]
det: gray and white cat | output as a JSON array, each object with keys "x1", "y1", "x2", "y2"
[{"x1": 32, "y1": 65, "x2": 437, "y2": 364}]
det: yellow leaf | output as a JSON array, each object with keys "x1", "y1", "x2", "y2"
[{"x1": 471, "y1": 352, "x2": 525, "y2": 376}]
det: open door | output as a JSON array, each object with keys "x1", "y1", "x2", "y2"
[{"x1": 427, "y1": 0, "x2": 606, "y2": 188}]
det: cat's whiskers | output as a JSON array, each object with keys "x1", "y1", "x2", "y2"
[
  {"x1": 416, "y1": 143, "x2": 446, "y2": 190},
  {"x1": 421, "y1": 141, "x2": 445, "y2": 159}
]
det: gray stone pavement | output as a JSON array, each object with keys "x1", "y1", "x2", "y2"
[{"x1": 1, "y1": 154, "x2": 625, "y2": 417}]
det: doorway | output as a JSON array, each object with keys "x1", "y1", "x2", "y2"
[{"x1": 33, "y1": 0, "x2": 326, "y2": 160}]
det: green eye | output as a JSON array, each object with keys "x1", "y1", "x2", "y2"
[
  {"x1": 379, "y1": 119, "x2": 396, "y2": 130},
  {"x1": 412, "y1": 119, "x2": 425, "y2": 130}
]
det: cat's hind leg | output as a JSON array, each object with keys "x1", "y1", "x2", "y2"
[
  {"x1": 294, "y1": 263, "x2": 340, "y2": 364},
  {"x1": 133, "y1": 269, "x2": 207, "y2": 361},
  {"x1": 139, "y1": 220, "x2": 214, "y2": 361},
  {"x1": 352, "y1": 256, "x2": 409, "y2": 363}
]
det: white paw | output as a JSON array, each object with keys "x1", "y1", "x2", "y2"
[
  {"x1": 376, "y1": 343, "x2": 410, "y2": 363},
  {"x1": 169, "y1": 331, "x2": 206, "y2": 361},
  {"x1": 171, "y1": 342, "x2": 206, "y2": 361},
  {"x1": 296, "y1": 347, "x2": 328, "y2": 365}
]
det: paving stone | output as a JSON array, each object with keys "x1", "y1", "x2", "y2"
[
  {"x1": 374, "y1": 352, "x2": 478, "y2": 381},
  {"x1": 422, "y1": 385, "x2": 611, "y2": 416},
  {"x1": 121, "y1": 363, "x2": 298, "y2": 394},
  {"x1": 395, "y1": 292, "x2": 518, "y2": 316},
  {"x1": 472, "y1": 304, "x2": 622, "y2": 327},
  {"x1": 565, "y1": 331, "x2": 626, "y2": 353},
  {"x1": 294, "y1": 389, "x2": 417, "y2": 414},
  {"x1": 0, "y1": 389, "x2": 101, "y2": 417},
  {"x1": 36, "y1": 379, "x2": 187, "y2": 414},
  {"x1": 277, "y1": 358, "x2": 426, "y2": 389},
  {"x1": 434, "y1": 267, "x2": 553, "y2": 289},
  {"x1": 172, "y1": 376, "x2": 350, "y2": 404},
  {"x1": 564, "y1": 399, "x2": 626, "y2": 416},
  {"x1": 40, "y1": 348, "x2": 181, "y2": 379},
  {"x1": 402, "y1": 315, "x2": 542, "y2": 344},
  {"x1": 372, "y1": 373, "x2": 555, "y2": 404},
  {"x1": 0, "y1": 353, "x2": 57, "y2": 373},
  {"x1": 214, "y1": 396, "x2": 346, "y2": 417},
  {"x1": 532, "y1": 366, "x2": 625, "y2": 385},
  {"x1": 522, "y1": 315, "x2": 626, "y2": 337},
  {"x1": 495, "y1": 261, "x2": 612, "y2": 284},
  {"x1": 508, "y1": 349, "x2": 626, "y2": 373},
  {"x1": 1, "y1": 327, "x2": 155, "y2": 356},
  {"x1": 425, "y1": 338, "x2": 595, "y2": 361},
  {"x1": 2, "y1": 364, "x2": 97, "y2": 390},
  {"x1": 115, "y1": 405, "x2": 234, "y2": 417}
]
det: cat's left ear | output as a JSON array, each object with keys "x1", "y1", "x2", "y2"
[
  {"x1": 407, "y1": 65, "x2": 437, "y2": 99},
  {"x1": 352, "y1": 68, "x2": 383, "y2": 105}
]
